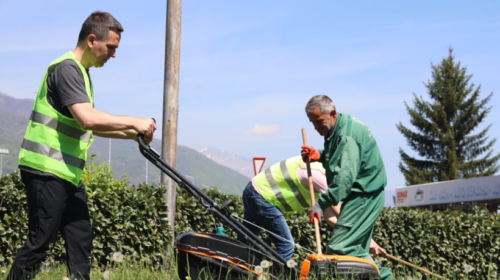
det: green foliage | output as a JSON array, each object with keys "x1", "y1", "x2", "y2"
[
  {"x1": 82, "y1": 158, "x2": 129, "y2": 192},
  {"x1": 0, "y1": 163, "x2": 170, "y2": 267},
  {"x1": 397, "y1": 48, "x2": 500, "y2": 185},
  {"x1": 2, "y1": 164, "x2": 499, "y2": 278},
  {"x1": 373, "y1": 207, "x2": 500, "y2": 279},
  {"x1": 0, "y1": 171, "x2": 27, "y2": 264},
  {"x1": 85, "y1": 183, "x2": 170, "y2": 265}
]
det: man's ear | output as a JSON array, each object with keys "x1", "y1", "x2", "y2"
[
  {"x1": 87, "y1": 34, "x2": 97, "y2": 48},
  {"x1": 329, "y1": 109, "x2": 337, "y2": 118}
]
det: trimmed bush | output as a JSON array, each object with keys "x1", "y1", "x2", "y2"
[
  {"x1": 373, "y1": 206, "x2": 500, "y2": 279},
  {"x1": 0, "y1": 167, "x2": 170, "y2": 267},
  {"x1": 2, "y1": 165, "x2": 499, "y2": 278}
]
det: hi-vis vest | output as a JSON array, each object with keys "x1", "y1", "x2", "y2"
[
  {"x1": 19, "y1": 52, "x2": 94, "y2": 186},
  {"x1": 253, "y1": 156, "x2": 324, "y2": 213}
]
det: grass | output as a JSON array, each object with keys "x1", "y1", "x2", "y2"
[
  {"x1": 0, "y1": 251, "x2": 492, "y2": 280},
  {"x1": 0, "y1": 258, "x2": 178, "y2": 280},
  {"x1": 0, "y1": 256, "x2": 488, "y2": 280}
]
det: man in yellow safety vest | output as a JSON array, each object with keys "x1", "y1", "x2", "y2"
[
  {"x1": 237, "y1": 155, "x2": 387, "y2": 260},
  {"x1": 8, "y1": 11, "x2": 156, "y2": 280}
]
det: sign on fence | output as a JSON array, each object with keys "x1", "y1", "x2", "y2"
[{"x1": 396, "y1": 175, "x2": 500, "y2": 207}]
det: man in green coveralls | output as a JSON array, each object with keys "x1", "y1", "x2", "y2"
[{"x1": 301, "y1": 95, "x2": 393, "y2": 280}]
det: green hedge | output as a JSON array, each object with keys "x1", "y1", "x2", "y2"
[
  {"x1": 1, "y1": 164, "x2": 500, "y2": 279},
  {"x1": 373, "y1": 206, "x2": 500, "y2": 279},
  {"x1": 0, "y1": 167, "x2": 170, "y2": 267}
]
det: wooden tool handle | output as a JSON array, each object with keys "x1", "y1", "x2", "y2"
[
  {"x1": 385, "y1": 253, "x2": 446, "y2": 279},
  {"x1": 302, "y1": 128, "x2": 322, "y2": 255},
  {"x1": 301, "y1": 128, "x2": 308, "y2": 147}
]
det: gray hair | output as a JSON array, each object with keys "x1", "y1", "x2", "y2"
[{"x1": 305, "y1": 95, "x2": 336, "y2": 115}]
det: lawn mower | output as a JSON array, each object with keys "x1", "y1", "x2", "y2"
[{"x1": 138, "y1": 135, "x2": 380, "y2": 279}]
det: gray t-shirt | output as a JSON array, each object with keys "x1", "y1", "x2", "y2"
[
  {"x1": 46, "y1": 59, "x2": 91, "y2": 117},
  {"x1": 20, "y1": 59, "x2": 92, "y2": 178}
]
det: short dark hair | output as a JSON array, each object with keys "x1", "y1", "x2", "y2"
[{"x1": 77, "y1": 11, "x2": 124, "y2": 47}]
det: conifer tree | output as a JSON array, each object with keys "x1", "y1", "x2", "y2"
[{"x1": 397, "y1": 48, "x2": 500, "y2": 185}]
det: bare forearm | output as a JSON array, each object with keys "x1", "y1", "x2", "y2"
[
  {"x1": 68, "y1": 102, "x2": 157, "y2": 139},
  {"x1": 74, "y1": 108, "x2": 136, "y2": 131},
  {"x1": 332, "y1": 203, "x2": 341, "y2": 218},
  {"x1": 93, "y1": 129, "x2": 138, "y2": 140}
]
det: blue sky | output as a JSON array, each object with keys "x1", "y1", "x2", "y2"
[{"x1": 1, "y1": 1, "x2": 500, "y2": 206}]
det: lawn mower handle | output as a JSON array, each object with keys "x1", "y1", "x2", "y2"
[{"x1": 137, "y1": 134, "x2": 295, "y2": 269}]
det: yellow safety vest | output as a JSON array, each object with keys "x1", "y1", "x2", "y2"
[
  {"x1": 19, "y1": 52, "x2": 94, "y2": 186},
  {"x1": 253, "y1": 156, "x2": 323, "y2": 213}
]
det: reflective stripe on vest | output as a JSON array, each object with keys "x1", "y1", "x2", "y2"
[
  {"x1": 18, "y1": 51, "x2": 94, "y2": 186},
  {"x1": 264, "y1": 161, "x2": 310, "y2": 212},
  {"x1": 21, "y1": 139, "x2": 86, "y2": 169},
  {"x1": 254, "y1": 156, "x2": 323, "y2": 213},
  {"x1": 30, "y1": 111, "x2": 92, "y2": 142}
]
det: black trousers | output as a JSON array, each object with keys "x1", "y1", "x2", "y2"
[{"x1": 8, "y1": 170, "x2": 93, "y2": 280}]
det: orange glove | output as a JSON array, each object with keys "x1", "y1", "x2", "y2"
[{"x1": 301, "y1": 145, "x2": 320, "y2": 162}]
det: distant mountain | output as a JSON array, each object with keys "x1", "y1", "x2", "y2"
[
  {"x1": 0, "y1": 92, "x2": 248, "y2": 194},
  {"x1": 0, "y1": 91, "x2": 34, "y2": 117},
  {"x1": 88, "y1": 138, "x2": 249, "y2": 194},
  {"x1": 199, "y1": 147, "x2": 271, "y2": 178}
]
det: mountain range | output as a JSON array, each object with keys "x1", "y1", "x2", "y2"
[
  {"x1": 0, "y1": 92, "x2": 249, "y2": 194},
  {"x1": 199, "y1": 147, "x2": 270, "y2": 178}
]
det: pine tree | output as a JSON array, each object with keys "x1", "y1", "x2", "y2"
[{"x1": 397, "y1": 48, "x2": 500, "y2": 185}]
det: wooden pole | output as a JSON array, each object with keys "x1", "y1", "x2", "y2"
[
  {"x1": 301, "y1": 128, "x2": 322, "y2": 255},
  {"x1": 385, "y1": 253, "x2": 447, "y2": 279},
  {"x1": 162, "y1": 0, "x2": 182, "y2": 245}
]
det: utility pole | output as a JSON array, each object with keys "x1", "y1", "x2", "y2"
[
  {"x1": 162, "y1": 0, "x2": 182, "y2": 244},
  {"x1": 0, "y1": 149, "x2": 9, "y2": 176}
]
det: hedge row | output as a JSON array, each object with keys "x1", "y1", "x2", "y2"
[
  {"x1": 1, "y1": 163, "x2": 500, "y2": 278},
  {"x1": 0, "y1": 164, "x2": 170, "y2": 267}
]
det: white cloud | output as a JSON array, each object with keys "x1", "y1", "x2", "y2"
[{"x1": 244, "y1": 123, "x2": 280, "y2": 135}]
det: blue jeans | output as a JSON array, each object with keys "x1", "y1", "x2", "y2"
[{"x1": 236, "y1": 182, "x2": 294, "y2": 260}]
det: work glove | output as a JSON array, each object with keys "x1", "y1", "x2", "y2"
[
  {"x1": 301, "y1": 145, "x2": 320, "y2": 162},
  {"x1": 310, "y1": 202, "x2": 323, "y2": 224}
]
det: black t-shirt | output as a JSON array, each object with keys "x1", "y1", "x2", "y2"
[{"x1": 20, "y1": 59, "x2": 92, "y2": 177}]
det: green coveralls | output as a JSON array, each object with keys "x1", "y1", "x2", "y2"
[{"x1": 317, "y1": 113, "x2": 393, "y2": 280}]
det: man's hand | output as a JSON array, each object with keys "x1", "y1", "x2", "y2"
[
  {"x1": 143, "y1": 131, "x2": 155, "y2": 144},
  {"x1": 134, "y1": 118, "x2": 157, "y2": 136},
  {"x1": 301, "y1": 145, "x2": 320, "y2": 162},
  {"x1": 369, "y1": 239, "x2": 387, "y2": 256},
  {"x1": 310, "y1": 202, "x2": 323, "y2": 224}
]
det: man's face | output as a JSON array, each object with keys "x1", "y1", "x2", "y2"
[
  {"x1": 88, "y1": 29, "x2": 120, "y2": 68},
  {"x1": 307, "y1": 107, "x2": 337, "y2": 136}
]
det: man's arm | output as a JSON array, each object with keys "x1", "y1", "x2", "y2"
[
  {"x1": 324, "y1": 203, "x2": 341, "y2": 227},
  {"x1": 93, "y1": 129, "x2": 154, "y2": 143},
  {"x1": 93, "y1": 129, "x2": 136, "y2": 139},
  {"x1": 68, "y1": 102, "x2": 156, "y2": 136}
]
